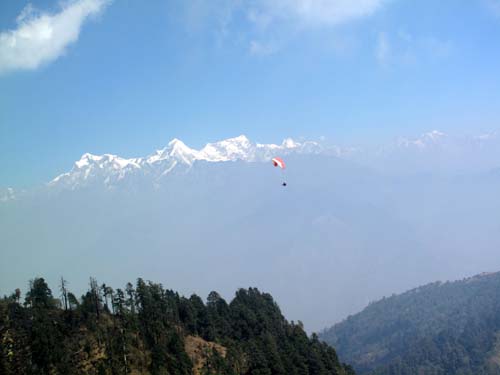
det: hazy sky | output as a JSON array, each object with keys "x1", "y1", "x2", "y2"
[{"x1": 2, "y1": 0, "x2": 500, "y2": 187}]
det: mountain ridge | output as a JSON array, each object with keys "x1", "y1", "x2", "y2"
[
  {"x1": 320, "y1": 271, "x2": 500, "y2": 375},
  {"x1": 48, "y1": 135, "x2": 324, "y2": 190},
  {"x1": 2, "y1": 130, "x2": 500, "y2": 196}
]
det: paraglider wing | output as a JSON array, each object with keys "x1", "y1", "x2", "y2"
[
  {"x1": 272, "y1": 157, "x2": 285, "y2": 169},
  {"x1": 272, "y1": 157, "x2": 287, "y2": 187}
]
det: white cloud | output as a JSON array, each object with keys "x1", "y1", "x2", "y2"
[
  {"x1": 253, "y1": 0, "x2": 386, "y2": 27},
  {"x1": 246, "y1": 1, "x2": 388, "y2": 56},
  {"x1": 0, "y1": 0, "x2": 111, "y2": 74}
]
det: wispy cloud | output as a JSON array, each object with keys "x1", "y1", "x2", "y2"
[
  {"x1": 0, "y1": 0, "x2": 111, "y2": 74},
  {"x1": 485, "y1": 0, "x2": 500, "y2": 17},
  {"x1": 376, "y1": 32, "x2": 390, "y2": 64},
  {"x1": 375, "y1": 30, "x2": 452, "y2": 67},
  {"x1": 249, "y1": 40, "x2": 277, "y2": 56},
  {"x1": 173, "y1": 0, "x2": 389, "y2": 56},
  {"x1": 253, "y1": 0, "x2": 387, "y2": 27},
  {"x1": 423, "y1": 36, "x2": 452, "y2": 59}
]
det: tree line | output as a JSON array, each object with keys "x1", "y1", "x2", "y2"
[{"x1": 0, "y1": 276, "x2": 355, "y2": 375}]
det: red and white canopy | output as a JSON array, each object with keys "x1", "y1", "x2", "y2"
[{"x1": 272, "y1": 157, "x2": 285, "y2": 169}]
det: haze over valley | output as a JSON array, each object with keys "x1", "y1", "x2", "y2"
[{"x1": 2, "y1": 131, "x2": 500, "y2": 332}]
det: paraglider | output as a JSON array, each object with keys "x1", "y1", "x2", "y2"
[
  {"x1": 272, "y1": 157, "x2": 285, "y2": 169},
  {"x1": 272, "y1": 157, "x2": 287, "y2": 186}
]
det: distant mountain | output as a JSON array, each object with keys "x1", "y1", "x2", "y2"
[
  {"x1": 320, "y1": 272, "x2": 500, "y2": 375},
  {"x1": 395, "y1": 130, "x2": 449, "y2": 150},
  {"x1": 391, "y1": 130, "x2": 499, "y2": 152},
  {"x1": 0, "y1": 276, "x2": 355, "y2": 375},
  {"x1": 362, "y1": 130, "x2": 500, "y2": 174},
  {"x1": 4, "y1": 130, "x2": 496, "y2": 194},
  {"x1": 4, "y1": 131, "x2": 500, "y2": 195},
  {"x1": 48, "y1": 135, "x2": 326, "y2": 190}
]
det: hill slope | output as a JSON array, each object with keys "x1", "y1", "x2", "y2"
[
  {"x1": 0, "y1": 277, "x2": 354, "y2": 375},
  {"x1": 320, "y1": 272, "x2": 500, "y2": 375}
]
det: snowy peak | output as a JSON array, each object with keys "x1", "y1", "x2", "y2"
[
  {"x1": 147, "y1": 139, "x2": 199, "y2": 165},
  {"x1": 49, "y1": 135, "x2": 323, "y2": 190},
  {"x1": 424, "y1": 130, "x2": 446, "y2": 141},
  {"x1": 74, "y1": 153, "x2": 140, "y2": 170},
  {"x1": 23, "y1": 129, "x2": 500, "y2": 192},
  {"x1": 51, "y1": 152, "x2": 141, "y2": 189},
  {"x1": 198, "y1": 135, "x2": 323, "y2": 162},
  {"x1": 166, "y1": 138, "x2": 197, "y2": 159},
  {"x1": 282, "y1": 138, "x2": 300, "y2": 148},
  {"x1": 166, "y1": 139, "x2": 199, "y2": 165},
  {"x1": 397, "y1": 130, "x2": 448, "y2": 149},
  {"x1": 75, "y1": 153, "x2": 101, "y2": 168},
  {"x1": 199, "y1": 135, "x2": 254, "y2": 162}
]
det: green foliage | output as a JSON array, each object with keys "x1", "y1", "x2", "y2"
[
  {"x1": 0, "y1": 276, "x2": 353, "y2": 375},
  {"x1": 320, "y1": 272, "x2": 500, "y2": 375}
]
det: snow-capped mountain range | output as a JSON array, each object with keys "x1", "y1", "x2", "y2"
[
  {"x1": 394, "y1": 130, "x2": 498, "y2": 151},
  {"x1": 49, "y1": 135, "x2": 325, "y2": 190},
  {"x1": 1, "y1": 130, "x2": 499, "y2": 198}
]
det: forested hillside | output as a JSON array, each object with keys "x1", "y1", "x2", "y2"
[
  {"x1": 320, "y1": 272, "x2": 500, "y2": 375},
  {"x1": 0, "y1": 277, "x2": 354, "y2": 375}
]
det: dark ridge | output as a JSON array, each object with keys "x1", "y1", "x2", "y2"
[
  {"x1": 0, "y1": 276, "x2": 354, "y2": 375},
  {"x1": 320, "y1": 271, "x2": 500, "y2": 375}
]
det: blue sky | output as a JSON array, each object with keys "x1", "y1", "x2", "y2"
[{"x1": 1, "y1": 0, "x2": 500, "y2": 187}]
